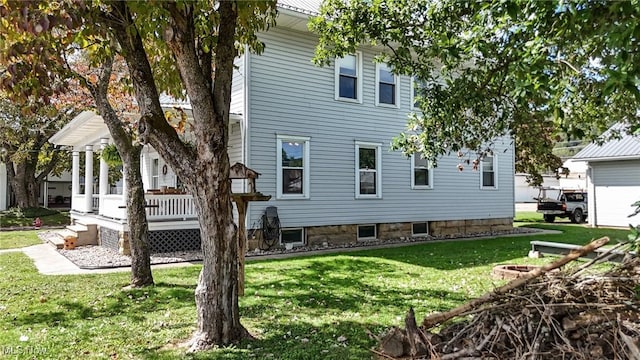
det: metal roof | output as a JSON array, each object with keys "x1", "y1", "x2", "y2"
[
  {"x1": 277, "y1": 0, "x2": 322, "y2": 16},
  {"x1": 573, "y1": 123, "x2": 640, "y2": 161}
]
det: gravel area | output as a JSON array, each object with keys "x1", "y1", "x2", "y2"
[{"x1": 39, "y1": 227, "x2": 539, "y2": 269}]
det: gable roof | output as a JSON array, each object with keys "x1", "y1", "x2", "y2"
[
  {"x1": 277, "y1": 0, "x2": 322, "y2": 15},
  {"x1": 573, "y1": 123, "x2": 640, "y2": 162}
]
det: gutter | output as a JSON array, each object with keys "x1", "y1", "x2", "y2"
[{"x1": 575, "y1": 155, "x2": 640, "y2": 162}]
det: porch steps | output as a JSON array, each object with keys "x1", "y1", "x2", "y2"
[
  {"x1": 47, "y1": 223, "x2": 98, "y2": 249},
  {"x1": 46, "y1": 232, "x2": 66, "y2": 249}
]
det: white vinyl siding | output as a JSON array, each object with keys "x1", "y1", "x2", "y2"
[
  {"x1": 356, "y1": 142, "x2": 382, "y2": 198},
  {"x1": 481, "y1": 155, "x2": 497, "y2": 189},
  {"x1": 246, "y1": 27, "x2": 515, "y2": 229},
  {"x1": 276, "y1": 135, "x2": 310, "y2": 199},
  {"x1": 335, "y1": 52, "x2": 363, "y2": 103},
  {"x1": 375, "y1": 63, "x2": 399, "y2": 108},
  {"x1": 411, "y1": 154, "x2": 433, "y2": 189},
  {"x1": 230, "y1": 55, "x2": 245, "y2": 115}
]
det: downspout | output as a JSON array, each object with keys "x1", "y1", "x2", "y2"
[
  {"x1": 243, "y1": 44, "x2": 251, "y2": 226},
  {"x1": 587, "y1": 165, "x2": 597, "y2": 227}
]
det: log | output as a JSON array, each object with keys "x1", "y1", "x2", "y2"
[
  {"x1": 379, "y1": 327, "x2": 405, "y2": 358},
  {"x1": 422, "y1": 237, "x2": 610, "y2": 329}
]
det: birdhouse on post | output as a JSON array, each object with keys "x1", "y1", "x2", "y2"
[
  {"x1": 229, "y1": 162, "x2": 271, "y2": 296},
  {"x1": 229, "y1": 162, "x2": 260, "y2": 193}
]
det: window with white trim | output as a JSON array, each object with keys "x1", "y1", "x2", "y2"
[
  {"x1": 376, "y1": 63, "x2": 399, "y2": 107},
  {"x1": 335, "y1": 52, "x2": 362, "y2": 102},
  {"x1": 411, "y1": 77, "x2": 427, "y2": 109},
  {"x1": 151, "y1": 158, "x2": 159, "y2": 189},
  {"x1": 357, "y1": 224, "x2": 377, "y2": 240},
  {"x1": 481, "y1": 155, "x2": 497, "y2": 188},
  {"x1": 356, "y1": 142, "x2": 382, "y2": 198},
  {"x1": 412, "y1": 222, "x2": 429, "y2": 236},
  {"x1": 411, "y1": 154, "x2": 433, "y2": 189},
  {"x1": 277, "y1": 135, "x2": 310, "y2": 199},
  {"x1": 281, "y1": 228, "x2": 304, "y2": 246}
]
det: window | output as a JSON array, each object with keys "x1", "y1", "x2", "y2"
[
  {"x1": 412, "y1": 222, "x2": 429, "y2": 236},
  {"x1": 357, "y1": 224, "x2": 377, "y2": 240},
  {"x1": 411, "y1": 77, "x2": 427, "y2": 109},
  {"x1": 411, "y1": 154, "x2": 433, "y2": 189},
  {"x1": 335, "y1": 52, "x2": 362, "y2": 103},
  {"x1": 277, "y1": 135, "x2": 310, "y2": 199},
  {"x1": 355, "y1": 142, "x2": 382, "y2": 198},
  {"x1": 151, "y1": 158, "x2": 159, "y2": 189},
  {"x1": 376, "y1": 63, "x2": 399, "y2": 107},
  {"x1": 481, "y1": 155, "x2": 497, "y2": 188},
  {"x1": 281, "y1": 228, "x2": 304, "y2": 246}
]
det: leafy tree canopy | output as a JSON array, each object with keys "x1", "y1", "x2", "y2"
[{"x1": 311, "y1": 0, "x2": 640, "y2": 185}]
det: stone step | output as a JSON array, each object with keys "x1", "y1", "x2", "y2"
[
  {"x1": 47, "y1": 230, "x2": 70, "y2": 249},
  {"x1": 62, "y1": 224, "x2": 98, "y2": 247},
  {"x1": 67, "y1": 224, "x2": 88, "y2": 233}
]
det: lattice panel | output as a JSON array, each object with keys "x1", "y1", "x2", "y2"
[
  {"x1": 100, "y1": 227, "x2": 120, "y2": 252},
  {"x1": 149, "y1": 229, "x2": 201, "y2": 253}
]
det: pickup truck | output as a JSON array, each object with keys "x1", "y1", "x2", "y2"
[{"x1": 536, "y1": 188, "x2": 588, "y2": 223}]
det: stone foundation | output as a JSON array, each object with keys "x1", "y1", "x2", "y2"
[
  {"x1": 247, "y1": 217, "x2": 513, "y2": 251},
  {"x1": 429, "y1": 218, "x2": 513, "y2": 237}
]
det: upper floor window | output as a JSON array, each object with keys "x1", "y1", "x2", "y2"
[
  {"x1": 481, "y1": 155, "x2": 497, "y2": 189},
  {"x1": 355, "y1": 142, "x2": 382, "y2": 198},
  {"x1": 412, "y1": 77, "x2": 427, "y2": 109},
  {"x1": 376, "y1": 63, "x2": 399, "y2": 107},
  {"x1": 411, "y1": 154, "x2": 433, "y2": 189},
  {"x1": 277, "y1": 135, "x2": 310, "y2": 199},
  {"x1": 335, "y1": 52, "x2": 363, "y2": 103}
]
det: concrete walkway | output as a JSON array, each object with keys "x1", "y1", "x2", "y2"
[
  {"x1": 1, "y1": 244, "x2": 198, "y2": 275},
  {"x1": 0, "y1": 227, "x2": 560, "y2": 276}
]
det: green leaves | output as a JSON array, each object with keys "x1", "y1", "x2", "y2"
[{"x1": 312, "y1": 0, "x2": 640, "y2": 185}]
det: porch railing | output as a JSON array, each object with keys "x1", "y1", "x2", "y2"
[
  {"x1": 145, "y1": 194, "x2": 196, "y2": 220},
  {"x1": 92, "y1": 195, "x2": 100, "y2": 212}
]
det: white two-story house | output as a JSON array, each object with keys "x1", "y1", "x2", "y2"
[{"x1": 49, "y1": 1, "x2": 515, "y2": 254}]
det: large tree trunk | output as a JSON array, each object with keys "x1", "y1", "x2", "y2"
[
  {"x1": 7, "y1": 159, "x2": 40, "y2": 208},
  {"x1": 122, "y1": 146, "x2": 154, "y2": 287},
  {"x1": 103, "y1": 1, "x2": 245, "y2": 348},
  {"x1": 188, "y1": 152, "x2": 244, "y2": 349},
  {"x1": 88, "y1": 57, "x2": 154, "y2": 288}
]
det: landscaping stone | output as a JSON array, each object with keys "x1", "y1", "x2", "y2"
[{"x1": 39, "y1": 227, "x2": 539, "y2": 269}]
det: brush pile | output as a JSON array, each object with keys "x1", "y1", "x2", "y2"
[{"x1": 375, "y1": 237, "x2": 640, "y2": 359}]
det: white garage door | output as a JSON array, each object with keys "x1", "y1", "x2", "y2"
[{"x1": 594, "y1": 186, "x2": 640, "y2": 227}]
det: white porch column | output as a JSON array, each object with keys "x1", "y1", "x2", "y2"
[
  {"x1": 84, "y1": 145, "x2": 94, "y2": 212},
  {"x1": 71, "y1": 151, "x2": 80, "y2": 210},
  {"x1": 99, "y1": 139, "x2": 109, "y2": 215}
]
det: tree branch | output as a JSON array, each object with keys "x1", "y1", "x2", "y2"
[
  {"x1": 35, "y1": 146, "x2": 61, "y2": 182},
  {"x1": 102, "y1": 1, "x2": 195, "y2": 181}
]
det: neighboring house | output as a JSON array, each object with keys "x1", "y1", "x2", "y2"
[
  {"x1": 573, "y1": 123, "x2": 640, "y2": 228},
  {"x1": 0, "y1": 163, "x2": 71, "y2": 211},
  {"x1": 48, "y1": 1, "x2": 515, "y2": 253},
  {"x1": 514, "y1": 159, "x2": 587, "y2": 203}
]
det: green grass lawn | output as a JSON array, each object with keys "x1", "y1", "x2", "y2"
[
  {"x1": 0, "y1": 207, "x2": 70, "y2": 228},
  {"x1": 0, "y1": 223, "x2": 630, "y2": 359},
  {"x1": 0, "y1": 230, "x2": 44, "y2": 250}
]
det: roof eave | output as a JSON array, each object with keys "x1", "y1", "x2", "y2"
[{"x1": 577, "y1": 154, "x2": 640, "y2": 162}]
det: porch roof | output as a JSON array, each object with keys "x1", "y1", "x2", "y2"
[
  {"x1": 49, "y1": 111, "x2": 108, "y2": 148},
  {"x1": 49, "y1": 109, "x2": 244, "y2": 149}
]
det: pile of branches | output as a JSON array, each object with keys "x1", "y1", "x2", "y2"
[{"x1": 376, "y1": 237, "x2": 640, "y2": 359}]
